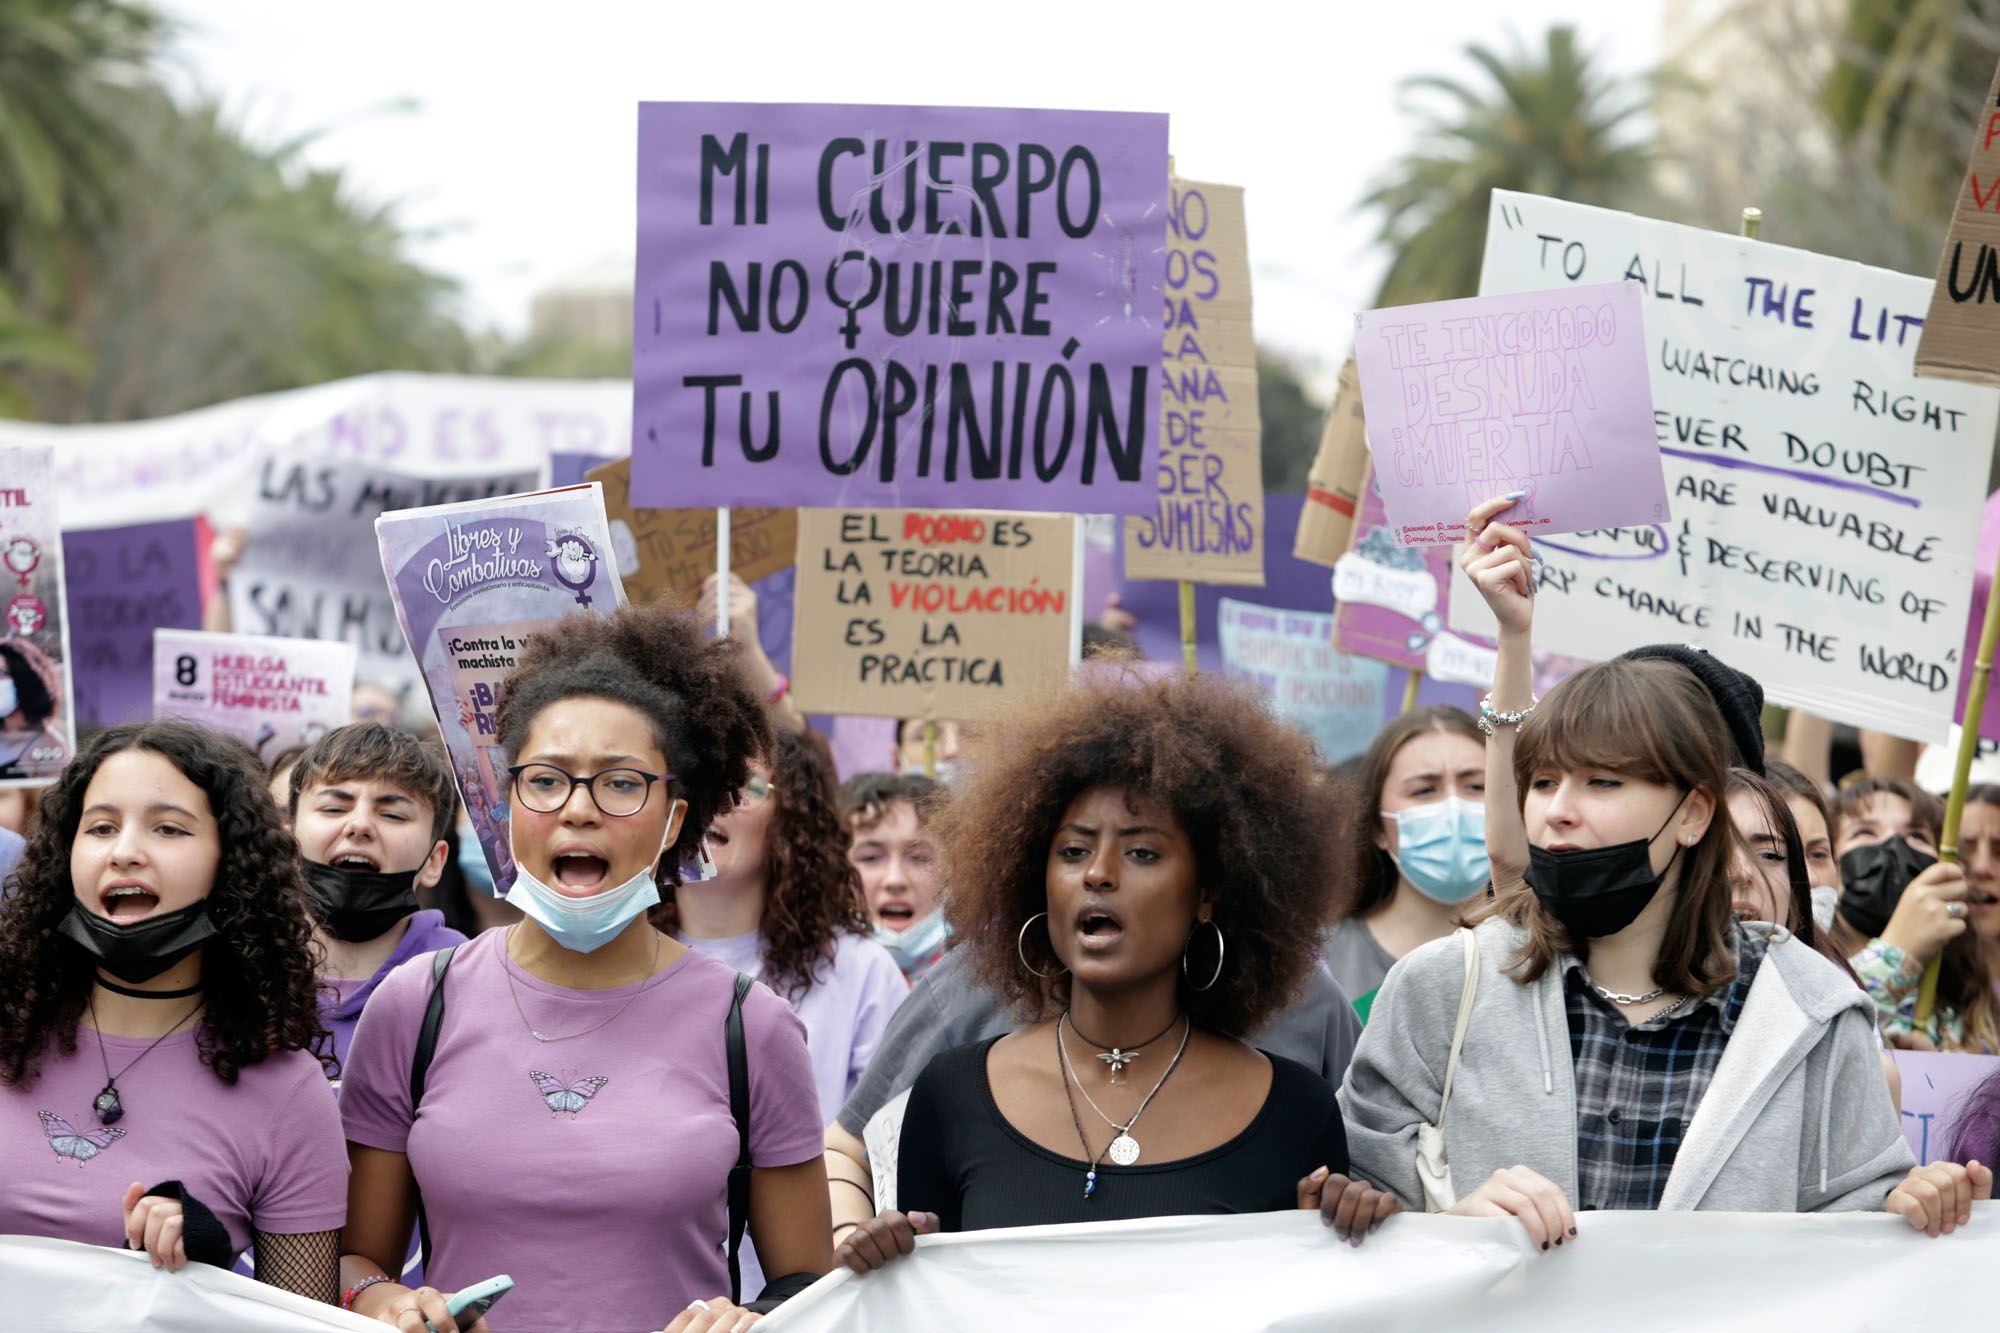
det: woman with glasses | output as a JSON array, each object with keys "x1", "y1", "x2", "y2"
[{"x1": 336, "y1": 604, "x2": 830, "y2": 1333}]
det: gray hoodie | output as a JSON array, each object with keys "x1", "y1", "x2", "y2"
[{"x1": 1339, "y1": 916, "x2": 1914, "y2": 1213}]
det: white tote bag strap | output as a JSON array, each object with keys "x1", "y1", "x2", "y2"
[{"x1": 1416, "y1": 926, "x2": 1479, "y2": 1212}]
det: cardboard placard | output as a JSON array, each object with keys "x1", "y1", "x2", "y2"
[
  {"x1": 790, "y1": 508, "x2": 1073, "y2": 720},
  {"x1": 1334, "y1": 464, "x2": 1497, "y2": 687},
  {"x1": 0, "y1": 445, "x2": 75, "y2": 785},
  {"x1": 632, "y1": 103, "x2": 1169, "y2": 515},
  {"x1": 152, "y1": 629, "x2": 356, "y2": 763},
  {"x1": 1123, "y1": 176, "x2": 1264, "y2": 586},
  {"x1": 63, "y1": 519, "x2": 206, "y2": 731},
  {"x1": 1293, "y1": 355, "x2": 1370, "y2": 568},
  {"x1": 1452, "y1": 191, "x2": 2000, "y2": 743},
  {"x1": 1915, "y1": 59, "x2": 2000, "y2": 386},
  {"x1": 583, "y1": 455, "x2": 795, "y2": 605},
  {"x1": 1216, "y1": 598, "x2": 1388, "y2": 762}
]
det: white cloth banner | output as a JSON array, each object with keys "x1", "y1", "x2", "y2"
[
  {"x1": 763, "y1": 1207, "x2": 1997, "y2": 1331},
  {"x1": 0, "y1": 1235, "x2": 376, "y2": 1331}
]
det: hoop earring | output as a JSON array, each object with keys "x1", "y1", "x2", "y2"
[
  {"x1": 1182, "y1": 919, "x2": 1225, "y2": 992},
  {"x1": 1017, "y1": 912, "x2": 1066, "y2": 980}
]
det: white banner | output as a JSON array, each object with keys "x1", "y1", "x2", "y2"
[
  {"x1": 764, "y1": 1207, "x2": 1997, "y2": 1331},
  {"x1": 0, "y1": 1235, "x2": 375, "y2": 1331},
  {"x1": 1452, "y1": 192, "x2": 2000, "y2": 742}
]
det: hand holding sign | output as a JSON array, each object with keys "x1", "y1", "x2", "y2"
[{"x1": 1457, "y1": 494, "x2": 1536, "y2": 635}]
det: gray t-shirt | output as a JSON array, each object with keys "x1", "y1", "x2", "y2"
[
  {"x1": 835, "y1": 943, "x2": 1363, "y2": 1136},
  {"x1": 1322, "y1": 917, "x2": 1397, "y2": 1019}
]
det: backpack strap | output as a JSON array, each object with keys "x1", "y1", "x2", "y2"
[
  {"x1": 408, "y1": 946, "x2": 456, "y2": 1275},
  {"x1": 725, "y1": 971, "x2": 754, "y2": 1304}
]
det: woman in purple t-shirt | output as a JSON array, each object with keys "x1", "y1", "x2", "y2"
[
  {"x1": 0, "y1": 720, "x2": 347, "y2": 1301},
  {"x1": 338, "y1": 603, "x2": 830, "y2": 1333}
]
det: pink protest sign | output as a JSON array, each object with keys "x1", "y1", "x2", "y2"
[
  {"x1": 1894, "y1": 1050, "x2": 2000, "y2": 1165},
  {"x1": 1354, "y1": 280, "x2": 1669, "y2": 546}
]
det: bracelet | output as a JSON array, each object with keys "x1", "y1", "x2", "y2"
[
  {"x1": 767, "y1": 673, "x2": 791, "y2": 702},
  {"x1": 341, "y1": 1275, "x2": 394, "y2": 1311},
  {"x1": 1476, "y1": 693, "x2": 1538, "y2": 736},
  {"x1": 830, "y1": 1176, "x2": 875, "y2": 1205}
]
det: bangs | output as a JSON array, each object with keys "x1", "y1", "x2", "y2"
[{"x1": 1514, "y1": 659, "x2": 1717, "y2": 790}]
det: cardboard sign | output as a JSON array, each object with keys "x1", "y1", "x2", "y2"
[
  {"x1": 152, "y1": 629, "x2": 356, "y2": 762},
  {"x1": 63, "y1": 519, "x2": 206, "y2": 731},
  {"x1": 1355, "y1": 280, "x2": 1667, "y2": 545},
  {"x1": 0, "y1": 446, "x2": 75, "y2": 785},
  {"x1": 1216, "y1": 599, "x2": 1387, "y2": 762},
  {"x1": 584, "y1": 456, "x2": 795, "y2": 605},
  {"x1": 1293, "y1": 355, "x2": 1370, "y2": 568},
  {"x1": 1893, "y1": 1050, "x2": 2000, "y2": 1165},
  {"x1": 1123, "y1": 176, "x2": 1264, "y2": 586},
  {"x1": 632, "y1": 103, "x2": 1169, "y2": 515},
  {"x1": 376, "y1": 484, "x2": 625, "y2": 893},
  {"x1": 1915, "y1": 59, "x2": 2000, "y2": 386},
  {"x1": 790, "y1": 508, "x2": 1073, "y2": 720},
  {"x1": 1451, "y1": 191, "x2": 2000, "y2": 743},
  {"x1": 1334, "y1": 465, "x2": 1497, "y2": 687}
]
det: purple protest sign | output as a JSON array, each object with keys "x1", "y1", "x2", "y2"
[
  {"x1": 1894, "y1": 1051, "x2": 2000, "y2": 1165},
  {"x1": 1354, "y1": 280, "x2": 1668, "y2": 546},
  {"x1": 633, "y1": 103, "x2": 1169, "y2": 516},
  {"x1": 63, "y1": 519, "x2": 205, "y2": 731},
  {"x1": 1954, "y1": 489, "x2": 2000, "y2": 744}
]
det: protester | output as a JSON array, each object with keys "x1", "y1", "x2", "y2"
[
  {"x1": 1723, "y1": 768, "x2": 1814, "y2": 937},
  {"x1": 1766, "y1": 760, "x2": 1840, "y2": 923},
  {"x1": 838, "y1": 772, "x2": 948, "y2": 984},
  {"x1": 286, "y1": 724, "x2": 468, "y2": 1073},
  {"x1": 0, "y1": 720, "x2": 346, "y2": 1300},
  {"x1": 836, "y1": 672, "x2": 1387, "y2": 1275},
  {"x1": 335, "y1": 602, "x2": 828, "y2": 1333},
  {"x1": 347, "y1": 682, "x2": 409, "y2": 732},
  {"x1": 1324, "y1": 706, "x2": 1493, "y2": 1020},
  {"x1": 0, "y1": 637, "x2": 68, "y2": 778},
  {"x1": 1339, "y1": 495, "x2": 1987, "y2": 1248},
  {"x1": 266, "y1": 745, "x2": 309, "y2": 818}
]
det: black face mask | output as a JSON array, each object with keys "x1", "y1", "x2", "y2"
[
  {"x1": 301, "y1": 860, "x2": 422, "y2": 943},
  {"x1": 1836, "y1": 836, "x2": 1936, "y2": 939},
  {"x1": 1525, "y1": 796, "x2": 1687, "y2": 940},
  {"x1": 57, "y1": 900, "x2": 217, "y2": 984}
]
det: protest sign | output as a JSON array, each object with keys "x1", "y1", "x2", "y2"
[
  {"x1": 583, "y1": 455, "x2": 795, "y2": 605},
  {"x1": 63, "y1": 519, "x2": 205, "y2": 731},
  {"x1": 1915, "y1": 59, "x2": 2000, "y2": 386},
  {"x1": 0, "y1": 445, "x2": 75, "y2": 786},
  {"x1": 377, "y1": 484, "x2": 624, "y2": 892},
  {"x1": 1293, "y1": 355, "x2": 1370, "y2": 567},
  {"x1": 1216, "y1": 598, "x2": 1387, "y2": 762},
  {"x1": 1451, "y1": 191, "x2": 2000, "y2": 743},
  {"x1": 1123, "y1": 175, "x2": 1264, "y2": 586},
  {"x1": 1894, "y1": 1050, "x2": 2000, "y2": 1165},
  {"x1": 229, "y1": 454, "x2": 537, "y2": 703},
  {"x1": 1355, "y1": 280, "x2": 1667, "y2": 545},
  {"x1": 790, "y1": 507, "x2": 1073, "y2": 720},
  {"x1": 151, "y1": 629, "x2": 356, "y2": 763},
  {"x1": 632, "y1": 103, "x2": 1169, "y2": 515},
  {"x1": 1334, "y1": 466, "x2": 1497, "y2": 688}
]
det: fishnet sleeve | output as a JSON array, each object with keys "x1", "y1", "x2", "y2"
[{"x1": 253, "y1": 1229, "x2": 341, "y2": 1304}]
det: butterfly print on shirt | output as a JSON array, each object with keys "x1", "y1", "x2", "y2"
[
  {"x1": 40, "y1": 1110, "x2": 126, "y2": 1168},
  {"x1": 529, "y1": 1071, "x2": 609, "y2": 1119}
]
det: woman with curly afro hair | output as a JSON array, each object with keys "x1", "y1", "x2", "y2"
[
  {"x1": 336, "y1": 602, "x2": 830, "y2": 1333},
  {"x1": 838, "y1": 673, "x2": 1400, "y2": 1276},
  {"x1": 0, "y1": 720, "x2": 346, "y2": 1301}
]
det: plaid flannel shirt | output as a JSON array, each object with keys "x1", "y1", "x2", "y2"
[{"x1": 1563, "y1": 928, "x2": 1767, "y2": 1212}]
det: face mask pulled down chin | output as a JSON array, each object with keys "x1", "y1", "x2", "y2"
[
  {"x1": 1525, "y1": 796, "x2": 1687, "y2": 940},
  {"x1": 302, "y1": 860, "x2": 422, "y2": 943},
  {"x1": 58, "y1": 900, "x2": 217, "y2": 984},
  {"x1": 872, "y1": 907, "x2": 949, "y2": 969},
  {"x1": 506, "y1": 830, "x2": 667, "y2": 955},
  {"x1": 1836, "y1": 835, "x2": 1936, "y2": 939}
]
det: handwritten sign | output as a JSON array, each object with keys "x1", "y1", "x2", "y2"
[
  {"x1": 790, "y1": 507, "x2": 1073, "y2": 720},
  {"x1": 1294, "y1": 355, "x2": 1371, "y2": 568},
  {"x1": 376, "y1": 484, "x2": 625, "y2": 893},
  {"x1": 63, "y1": 519, "x2": 205, "y2": 731},
  {"x1": 1355, "y1": 280, "x2": 1667, "y2": 546},
  {"x1": 1916, "y1": 59, "x2": 2000, "y2": 386},
  {"x1": 152, "y1": 629, "x2": 356, "y2": 762},
  {"x1": 1217, "y1": 599, "x2": 1387, "y2": 763},
  {"x1": 1123, "y1": 175, "x2": 1264, "y2": 585},
  {"x1": 0, "y1": 446, "x2": 74, "y2": 785},
  {"x1": 1449, "y1": 191, "x2": 2000, "y2": 743},
  {"x1": 1894, "y1": 1051, "x2": 2000, "y2": 1165},
  {"x1": 1334, "y1": 466, "x2": 1497, "y2": 687},
  {"x1": 584, "y1": 455, "x2": 795, "y2": 605},
  {"x1": 632, "y1": 103, "x2": 1169, "y2": 515}
]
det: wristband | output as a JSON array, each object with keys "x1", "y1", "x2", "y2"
[
  {"x1": 341, "y1": 1275, "x2": 394, "y2": 1311},
  {"x1": 767, "y1": 673, "x2": 791, "y2": 702}
]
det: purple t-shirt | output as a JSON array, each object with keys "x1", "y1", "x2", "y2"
[
  {"x1": 321, "y1": 909, "x2": 467, "y2": 1082},
  {"x1": 0, "y1": 1027, "x2": 347, "y2": 1256},
  {"x1": 340, "y1": 929, "x2": 823, "y2": 1332}
]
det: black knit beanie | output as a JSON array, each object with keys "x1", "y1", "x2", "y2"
[{"x1": 1616, "y1": 643, "x2": 1766, "y2": 776}]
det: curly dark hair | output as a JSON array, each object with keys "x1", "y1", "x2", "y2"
[
  {"x1": 495, "y1": 602, "x2": 769, "y2": 888},
  {"x1": 0, "y1": 720, "x2": 331, "y2": 1088},
  {"x1": 0, "y1": 640, "x2": 56, "y2": 727},
  {"x1": 655, "y1": 727, "x2": 869, "y2": 999},
  {"x1": 938, "y1": 674, "x2": 1346, "y2": 1038}
]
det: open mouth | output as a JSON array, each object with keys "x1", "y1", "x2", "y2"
[
  {"x1": 550, "y1": 850, "x2": 611, "y2": 895},
  {"x1": 877, "y1": 902, "x2": 915, "y2": 931},
  {"x1": 332, "y1": 852, "x2": 381, "y2": 872},
  {"x1": 101, "y1": 884, "x2": 160, "y2": 922},
  {"x1": 1076, "y1": 906, "x2": 1125, "y2": 951},
  {"x1": 1972, "y1": 892, "x2": 2000, "y2": 908}
]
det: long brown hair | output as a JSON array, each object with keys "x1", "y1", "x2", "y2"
[
  {"x1": 1482, "y1": 657, "x2": 1740, "y2": 997},
  {"x1": 1343, "y1": 705, "x2": 1484, "y2": 920},
  {"x1": 1939, "y1": 784, "x2": 2000, "y2": 1049}
]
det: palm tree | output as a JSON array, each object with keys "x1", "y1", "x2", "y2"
[{"x1": 1362, "y1": 25, "x2": 1657, "y2": 306}]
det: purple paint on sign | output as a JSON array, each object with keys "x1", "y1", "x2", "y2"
[{"x1": 63, "y1": 520, "x2": 203, "y2": 730}]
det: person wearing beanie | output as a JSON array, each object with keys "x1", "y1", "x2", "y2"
[{"x1": 1617, "y1": 644, "x2": 1767, "y2": 776}]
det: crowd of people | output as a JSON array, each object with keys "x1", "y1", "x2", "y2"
[{"x1": 2, "y1": 500, "x2": 1996, "y2": 1330}]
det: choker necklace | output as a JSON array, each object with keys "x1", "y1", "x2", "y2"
[
  {"x1": 1592, "y1": 983, "x2": 1667, "y2": 1006},
  {"x1": 1056, "y1": 1013, "x2": 1191, "y2": 1193},
  {"x1": 96, "y1": 977, "x2": 203, "y2": 1000},
  {"x1": 1063, "y1": 1009, "x2": 1181, "y2": 1082},
  {"x1": 87, "y1": 994, "x2": 205, "y2": 1126}
]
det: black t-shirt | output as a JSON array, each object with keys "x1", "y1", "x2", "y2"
[{"x1": 896, "y1": 1036, "x2": 1348, "y2": 1231}]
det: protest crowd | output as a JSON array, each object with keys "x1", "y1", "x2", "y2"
[{"x1": 10, "y1": 11, "x2": 2000, "y2": 1333}]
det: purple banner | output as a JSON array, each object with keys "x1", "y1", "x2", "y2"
[
  {"x1": 63, "y1": 520, "x2": 204, "y2": 732},
  {"x1": 633, "y1": 102, "x2": 1170, "y2": 516}
]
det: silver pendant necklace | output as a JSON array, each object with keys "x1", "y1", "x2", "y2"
[
  {"x1": 1057, "y1": 1013, "x2": 1190, "y2": 1169},
  {"x1": 1592, "y1": 982, "x2": 1667, "y2": 1006},
  {"x1": 1063, "y1": 1008, "x2": 1181, "y2": 1082}
]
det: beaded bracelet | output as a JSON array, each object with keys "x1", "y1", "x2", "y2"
[
  {"x1": 341, "y1": 1275, "x2": 394, "y2": 1311},
  {"x1": 1476, "y1": 693, "x2": 1538, "y2": 736}
]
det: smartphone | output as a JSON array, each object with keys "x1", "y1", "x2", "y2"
[{"x1": 446, "y1": 1275, "x2": 514, "y2": 1330}]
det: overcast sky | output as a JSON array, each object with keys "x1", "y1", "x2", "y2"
[{"x1": 159, "y1": 0, "x2": 1664, "y2": 392}]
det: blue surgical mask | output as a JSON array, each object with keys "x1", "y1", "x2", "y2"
[
  {"x1": 872, "y1": 908, "x2": 948, "y2": 973},
  {"x1": 457, "y1": 826, "x2": 497, "y2": 898},
  {"x1": 0, "y1": 675, "x2": 16, "y2": 719},
  {"x1": 1386, "y1": 797, "x2": 1490, "y2": 904},
  {"x1": 505, "y1": 828, "x2": 666, "y2": 954}
]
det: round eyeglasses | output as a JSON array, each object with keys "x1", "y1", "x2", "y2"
[{"x1": 508, "y1": 763, "x2": 672, "y2": 817}]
